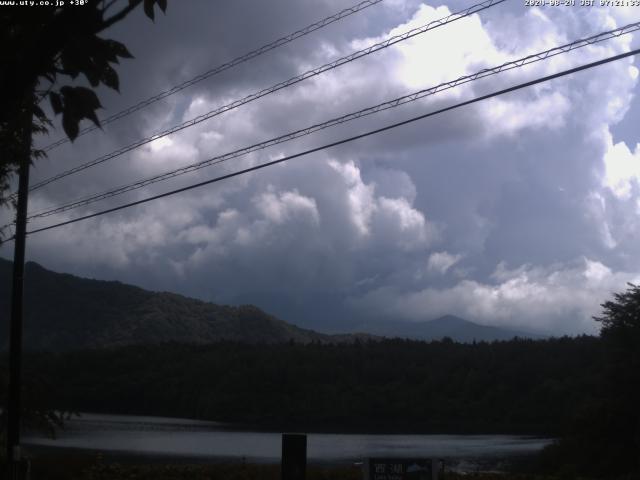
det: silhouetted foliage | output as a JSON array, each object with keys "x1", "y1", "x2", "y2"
[
  {"x1": 539, "y1": 284, "x2": 640, "y2": 478},
  {"x1": 0, "y1": 336, "x2": 602, "y2": 436},
  {"x1": 0, "y1": 0, "x2": 168, "y2": 451},
  {"x1": 0, "y1": 0, "x2": 167, "y2": 213}
]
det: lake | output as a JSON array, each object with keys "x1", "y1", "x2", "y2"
[{"x1": 24, "y1": 413, "x2": 552, "y2": 467}]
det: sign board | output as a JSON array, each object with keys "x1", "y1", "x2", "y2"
[{"x1": 364, "y1": 458, "x2": 438, "y2": 480}]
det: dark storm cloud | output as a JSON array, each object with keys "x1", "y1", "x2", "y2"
[{"x1": 3, "y1": 1, "x2": 640, "y2": 335}]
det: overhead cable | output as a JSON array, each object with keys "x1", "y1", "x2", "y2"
[
  {"x1": 41, "y1": 0, "x2": 386, "y2": 152},
  {"x1": 26, "y1": 0, "x2": 505, "y2": 193},
  {"x1": 26, "y1": 21, "x2": 640, "y2": 220},
  {"x1": 17, "y1": 47, "x2": 640, "y2": 239}
]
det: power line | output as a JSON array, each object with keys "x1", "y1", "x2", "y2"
[
  {"x1": 17, "y1": 47, "x2": 639, "y2": 240},
  {"x1": 41, "y1": 0, "x2": 386, "y2": 152},
  {"x1": 0, "y1": 225, "x2": 15, "y2": 246},
  {"x1": 26, "y1": 21, "x2": 640, "y2": 221},
  {"x1": 26, "y1": 0, "x2": 505, "y2": 194},
  {"x1": 0, "y1": 235, "x2": 16, "y2": 246}
]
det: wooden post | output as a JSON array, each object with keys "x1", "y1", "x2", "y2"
[
  {"x1": 6, "y1": 90, "x2": 33, "y2": 480},
  {"x1": 431, "y1": 458, "x2": 441, "y2": 480},
  {"x1": 281, "y1": 433, "x2": 306, "y2": 480}
]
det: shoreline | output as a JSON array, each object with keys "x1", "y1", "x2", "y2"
[
  {"x1": 22, "y1": 442, "x2": 544, "y2": 473},
  {"x1": 38, "y1": 411, "x2": 558, "y2": 437}
]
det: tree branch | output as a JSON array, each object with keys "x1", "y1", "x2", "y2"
[
  {"x1": 98, "y1": 0, "x2": 143, "y2": 33},
  {"x1": 102, "y1": 0, "x2": 122, "y2": 15}
]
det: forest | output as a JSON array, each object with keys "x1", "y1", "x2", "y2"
[
  {"x1": 1, "y1": 336, "x2": 601, "y2": 435},
  {"x1": 1, "y1": 318, "x2": 639, "y2": 477},
  {"x1": 2, "y1": 283, "x2": 640, "y2": 478}
]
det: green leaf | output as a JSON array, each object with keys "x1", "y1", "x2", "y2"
[
  {"x1": 101, "y1": 64, "x2": 119, "y2": 92},
  {"x1": 50, "y1": 91, "x2": 63, "y2": 114},
  {"x1": 59, "y1": 86, "x2": 103, "y2": 141},
  {"x1": 106, "y1": 39, "x2": 133, "y2": 60},
  {"x1": 33, "y1": 104, "x2": 50, "y2": 125},
  {"x1": 143, "y1": 0, "x2": 155, "y2": 21},
  {"x1": 83, "y1": 61, "x2": 102, "y2": 87},
  {"x1": 31, "y1": 149, "x2": 47, "y2": 161},
  {"x1": 59, "y1": 44, "x2": 85, "y2": 80},
  {"x1": 96, "y1": 38, "x2": 120, "y2": 64},
  {"x1": 62, "y1": 112, "x2": 79, "y2": 141},
  {"x1": 71, "y1": 87, "x2": 102, "y2": 125}
]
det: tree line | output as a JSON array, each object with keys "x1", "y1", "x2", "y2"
[
  {"x1": 1, "y1": 336, "x2": 601, "y2": 435},
  {"x1": 3, "y1": 282, "x2": 640, "y2": 478}
]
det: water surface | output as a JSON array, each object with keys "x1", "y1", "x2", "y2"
[{"x1": 25, "y1": 413, "x2": 552, "y2": 464}]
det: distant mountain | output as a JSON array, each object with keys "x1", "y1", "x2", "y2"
[
  {"x1": 0, "y1": 258, "x2": 371, "y2": 351},
  {"x1": 356, "y1": 315, "x2": 545, "y2": 343}
]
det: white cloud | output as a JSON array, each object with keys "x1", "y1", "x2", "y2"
[
  {"x1": 254, "y1": 188, "x2": 320, "y2": 226},
  {"x1": 608, "y1": 4, "x2": 640, "y2": 24},
  {"x1": 585, "y1": 192, "x2": 617, "y2": 249},
  {"x1": 481, "y1": 91, "x2": 571, "y2": 138},
  {"x1": 427, "y1": 251, "x2": 462, "y2": 274},
  {"x1": 349, "y1": 258, "x2": 640, "y2": 334},
  {"x1": 602, "y1": 132, "x2": 640, "y2": 200},
  {"x1": 329, "y1": 160, "x2": 377, "y2": 236},
  {"x1": 383, "y1": 4, "x2": 504, "y2": 90},
  {"x1": 3, "y1": 0, "x2": 640, "y2": 335}
]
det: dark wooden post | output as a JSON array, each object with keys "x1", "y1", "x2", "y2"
[
  {"x1": 6, "y1": 89, "x2": 33, "y2": 480},
  {"x1": 281, "y1": 433, "x2": 306, "y2": 480}
]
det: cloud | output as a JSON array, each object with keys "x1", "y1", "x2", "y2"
[
  {"x1": 427, "y1": 251, "x2": 462, "y2": 274},
  {"x1": 2, "y1": 0, "x2": 640, "y2": 336},
  {"x1": 348, "y1": 258, "x2": 640, "y2": 334},
  {"x1": 253, "y1": 188, "x2": 320, "y2": 226},
  {"x1": 602, "y1": 132, "x2": 640, "y2": 200}
]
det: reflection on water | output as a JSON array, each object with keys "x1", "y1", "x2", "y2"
[{"x1": 25, "y1": 413, "x2": 552, "y2": 464}]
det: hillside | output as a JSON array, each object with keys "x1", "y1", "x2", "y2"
[
  {"x1": 0, "y1": 258, "x2": 545, "y2": 350},
  {"x1": 0, "y1": 259, "x2": 364, "y2": 351}
]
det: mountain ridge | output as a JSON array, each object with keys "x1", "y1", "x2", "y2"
[
  {"x1": 0, "y1": 258, "x2": 544, "y2": 350},
  {"x1": 0, "y1": 258, "x2": 372, "y2": 351},
  {"x1": 358, "y1": 314, "x2": 545, "y2": 342}
]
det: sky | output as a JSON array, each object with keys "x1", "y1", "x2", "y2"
[{"x1": 3, "y1": 0, "x2": 640, "y2": 335}]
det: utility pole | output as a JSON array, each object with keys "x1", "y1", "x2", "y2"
[{"x1": 6, "y1": 96, "x2": 33, "y2": 480}]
